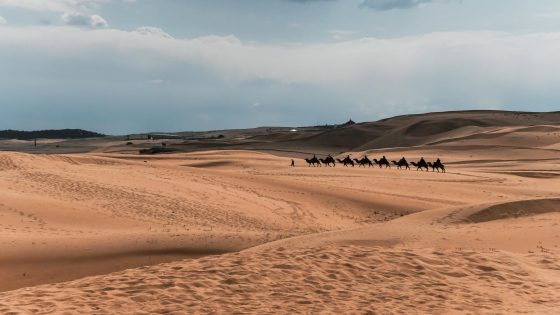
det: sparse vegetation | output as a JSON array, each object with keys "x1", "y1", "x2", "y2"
[
  {"x1": 0, "y1": 129, "x2": 104, "y2": 140},
  {"x1": 139, "y1": 147, "x2": 178, "y2": 154}
]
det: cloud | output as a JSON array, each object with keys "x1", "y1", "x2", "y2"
[
  {"x1": 0, "y1": 0, "x2": 135, "y2": 13},
  {"x1": 360, "y1": 0, "x2": 434, "y2": 10},
  {"x1": 0, "y1": 0, "x2": 109, "y2": 12},
  {"x1": 1, "y1": 26, "x2": 560, "y2": 132},
  {"x1": 134, "y1": 26, "x2": 174, "y2": 39},
  {"x1": 0, "y1": 16, "x2": 6, "y2": 25},
  {"x1": 286, "y1": 0, "x2": 435, "y2": 10},
  {"x1": 61, "y1": 12, "x2": 108, "y2": 28}
]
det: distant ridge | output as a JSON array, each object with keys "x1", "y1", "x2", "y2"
[
  {"x1": 202, "y1": 110, "x2": 560, "y2": 153},
  {"x1": 0, "y1": 129, "x2": 105, "y2": 140}
]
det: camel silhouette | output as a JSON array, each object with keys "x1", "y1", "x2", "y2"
[
  {"x1": 391, "y1": 159, "x2": 410, "y2": 170},
  {"x1": 435, "y1": 158, "x2": 445, "y2": 173},
  {"x1": 373, "y1": 156, "x2": 391, "y2": 168},
  {"x1": 428, "y1": 160, "x2": 446, "y2": 173},
  {"x1": 411, "y1": 158, "x2": 429, "y2": 171},
  {"x1": 305, "y1": 157, "x2": 321, "y2": 167},
  {"x1": 320, "y1": 156, "x2": 336, "y2": 167},
  {"x1": 353, "y1": 155, "x2": 374, "y2": 167},
  {"x1": 337, "y1": 156, "x2": 355, "y2": 167}
]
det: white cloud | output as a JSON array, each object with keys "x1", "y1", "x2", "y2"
[
  {"x1": 0, "y1": 0, "x2": 109, "y2": 12},
  {"x1": 0, "y1": 16, "x2": 6, "y2": 25},
  {"x1": 61, "y1": 12, "x2": 108, "y2": 28},
  {"x1": 0, "y1": 0, "x2": 135, "y2": 13},
  {"x1": 134, "y1": 27, "x2": 174, "y2": 39},
  {"x1": 1, "y1": 26, "x2": 560, "y2": 118}
]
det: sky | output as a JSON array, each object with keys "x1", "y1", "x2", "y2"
[{"x1": 1, "y1": 0, "x2": 560, "y2": 134}]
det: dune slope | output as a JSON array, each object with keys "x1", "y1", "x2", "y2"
[{"x1": 1, "y1": 111, "x2": 560, "y2": 313}]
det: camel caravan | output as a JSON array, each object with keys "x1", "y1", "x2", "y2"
[{"x1": 304, "y1": 154, "x2": 446, "y2": 173}]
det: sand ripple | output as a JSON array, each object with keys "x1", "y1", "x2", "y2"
[{"x1": 1, "y1": 245, "x2": 559, "y2": 314}]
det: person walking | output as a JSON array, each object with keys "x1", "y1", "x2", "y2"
[{"x1": 291, "y1": 159, "x2": 295, "y2": 167}]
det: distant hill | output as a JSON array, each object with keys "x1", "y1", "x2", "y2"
[
  {"x1": 0, "y1": 129, "x2": 105, "y2": 140},
  {"x1": 168, "y1": 110, "x2": 560, "y2": 155},
  {"x1": 281, "y1": 110, "x2": 560, "y2": 152}
]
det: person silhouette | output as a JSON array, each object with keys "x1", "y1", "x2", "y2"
[
  {"x1": 291, "y1": 159, "x2": 295, "y2": 167},
  {"x1": 436, "y1": 158, "x2": 441, "y2": 165}
]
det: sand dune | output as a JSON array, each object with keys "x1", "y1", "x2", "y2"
[
  {"x1": 2, "y1": 245, "x2": 559, "y2": 314},
  {"x1": 463, "y1": 198, "x2": 560, "y2": 223},
  {"x1": 1, "y1": 111, "x2": 560, "y2": 313}
]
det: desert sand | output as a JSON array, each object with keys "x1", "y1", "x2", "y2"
[{"x1": 1, "y1": 111, "x2": 560, "y2": 314}]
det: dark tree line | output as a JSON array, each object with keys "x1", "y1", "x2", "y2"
[{"x1": 0, "y1": 129, "x2": 105, "y2": 140}]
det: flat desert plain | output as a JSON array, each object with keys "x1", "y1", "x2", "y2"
[{"x1": 1, "y1": 112, "x2": 560, "y2": 314}]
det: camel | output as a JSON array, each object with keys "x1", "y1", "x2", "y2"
[
  {"x1": 373, "y1": 156, "x2": 391, "y2": 168},
  {"x1": 353, "y1": 156, "x2": 374, "y2": 167},
  {"x1": 362, "y1": 156, "x2": 374, "y2": 168},
  {"x1": 304, "y1": 157, "x2": 321, "y2": 167},
  {"x1": 320, "y1": 156, "x2": 336, "y2": 167},
  {"x1": 411, "y1": 159, "x2": 429, "y2": 171},
  {"x1": 391, "y1": 160, "x2": 410, "y2": 170},
  {"x1": 428, "y1": 161, "x2": 446, "y2": 173},
  {"x1": 337, "y1": 157, "x2": 355, "y2": 167},
  {"x1": 434, "y1": 159, "x2": 445, "y2": 173},
  {"x1": 326, "y1": 156, "x2": 336, "y2": 166}
]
